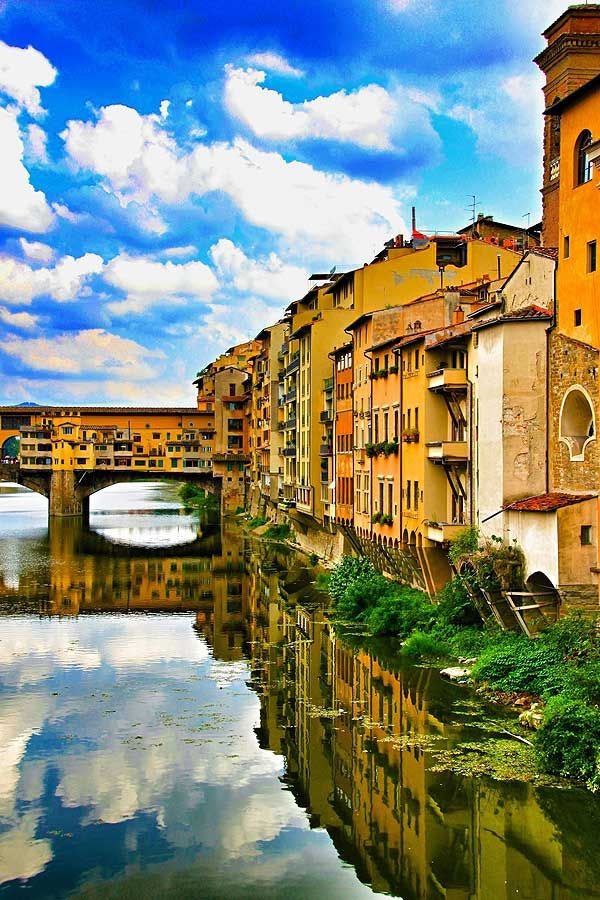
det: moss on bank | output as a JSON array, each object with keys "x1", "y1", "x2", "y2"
[{"x1": 325, "y1": 553, "x2": 600, "y2": 791}]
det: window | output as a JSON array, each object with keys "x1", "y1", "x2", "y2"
[
  {"x1": 581, "y1": 525, "x2": 592, "y2": 546},
  {"x1": 564, "y1": 235, "x2": 570, "y2": 259},
  {"x1": 587, "y1": 240, "x2": 597, "y2": 273},
  {"x1": 414, "y1": 349, "x2": 419, "y2": 370},
  {"x1": 152, "y1": 432, "x2": 160, "y2": 439},
  {"x1": 575, "y1": 308, "x2": 582, "y2": 327},
  {"x1": 406, "y1": 480, "x2": 411, "y2": 510},
  {"x1": 575, "y1": 130, "x2": 593, "y2": 185},
  {"x1": 414, "y1": 480, "x2": 419, "y2": 508},
  {"x1": 229, "y1": 383, "x2": 236, "y2": 396}
]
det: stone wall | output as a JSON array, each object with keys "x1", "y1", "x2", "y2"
[
  {"x1": 559, "y1": 584, "x2": 599, "y2": 617},
  {"x1": 548, "y1": 330, "x2": 600, "y2": 492}
]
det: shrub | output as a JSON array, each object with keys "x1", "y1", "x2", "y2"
[
  {"x1": 364, "y1": 586, "x2": 434, "y2": 637},
  {"x1": 536, "y1": 696, "x2": 600, "y2": 788},
  {"x1": 471, "y1": 634, "x2": 566, "y2": 697},
  {"x1": 539, "y1": 611, "x2": 600, "y2": 663},
  {"x1": 264, "y1": 523, "x2": 291, "y2": 540},
  {"x1": 402, "y1": 630, "x2": 449, "y2": 660},
  {"x1": 337, "y1": 571, "x2": 396, "y2": 621},
  {"x1": 248, "y1": 515, "x2": 267, "y2": 529},
  {"x1": 435, "y1": 577, "x2": 481, "y2": 629},
  {"x1": 328, "y1": 556, "x2": 377, "y2": 605}
]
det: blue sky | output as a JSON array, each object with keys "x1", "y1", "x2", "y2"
[{"x1": 0, "y1": 0, "x2": 566, "y2": 405}]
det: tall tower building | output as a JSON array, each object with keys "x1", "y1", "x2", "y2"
[{"x1": 535, "y1": 4, "x2": 600, "y2": 246}]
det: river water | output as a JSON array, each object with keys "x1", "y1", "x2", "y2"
[{"x1": 0, "y1": 483, "x2": 599, "y2": 899}]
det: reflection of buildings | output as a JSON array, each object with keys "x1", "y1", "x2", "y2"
[{"x1": 247, "y1": 580, "x2": 600, "y2": 899}]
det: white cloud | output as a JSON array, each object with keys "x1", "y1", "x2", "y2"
[
  {"x1": 224, "y1": 65, "x2": 396, "y2": 150},
  {"x1": 0, "y1": 107, "x2": 55, "y2": 233},
  {"x1": 159, "y1": 99, "x2": 170, "y2": 120},
  {"x1": 245, "y1": 52, "x2": 303, "y2": 78},
  {"x1": 200, "y1": 297, "x2": 285, "y2": 350},
  {"x1": 103, "y1": 253, "x2": 218, "y2": 315},
  {"x1": 19, "y1": 238, "x2": 54, "y2": 263},
  {"x1": 0, "y1": 328, "x2": 165, "y2": 379},
  {"x1": 161, "y1": 244, "x2": 197, "y2": 259},
  {"x1": 61, "y1": 103, "x2": 183, "y2": 206},
  {"x1": 0, "y1": 307, "x2": 39, "y2": 329},
  {"x1": 24, "y1": 123, "x2": 48, "y2": 164},
  {"x1": 0, "y1": 252, "x2": 103, "y2": 305},
  {"x1": 62, "y1": 103, "x2": 406, "y2": 260},
  {"x1": 447, "y1": 68, "x2": 544, "y2": 163},
  {"x1": 210, "y1": 239, "x2": 307, "y2": 301},
  {"x1": 51, "y1": 202, "x2": 81, "y2": 223},
  {"x1": 0, "y1": 41, "x2": 56, "y2": 117},
  {"x1": 189, "y1": 137, "x2": 404, "y2": 259}
]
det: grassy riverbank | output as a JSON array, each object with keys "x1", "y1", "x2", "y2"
[{"x1": 324, "y1": 554, "x2": 600, "y2": 791}]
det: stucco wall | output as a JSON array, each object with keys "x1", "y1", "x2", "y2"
[{"x1": 503, "y1": 510, "x2": 559, "y2": 586}]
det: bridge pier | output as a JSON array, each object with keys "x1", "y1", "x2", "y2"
[{"x1": 49, "y1": 471, "x2": 88, "y2": 520}]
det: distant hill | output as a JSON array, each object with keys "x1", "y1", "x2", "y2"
[{"x1": 16, "y1": 402, "x2": 41, "y2": 407}]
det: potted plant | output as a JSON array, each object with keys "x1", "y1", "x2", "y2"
[
  {"x1": 372, "y1": 512, "x2": 382, "y2": 524},
  {"x1": 389, "y1": 364, "x2": 399, "y2": 375},
  {"x1": 365, "y1": 442, "x2": 376, "y2": 458}
]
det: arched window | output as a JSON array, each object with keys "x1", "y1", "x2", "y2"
[
  {"x1": 575, "y1": 130, "x2": 593, "y2": 185},
  {"x1": 559, "y1": 386, "x2": 596, "y2": 461}
]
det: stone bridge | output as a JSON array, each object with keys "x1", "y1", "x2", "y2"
[{"x1": 0, "y1": 462, "x2": 221, "y2": 520}]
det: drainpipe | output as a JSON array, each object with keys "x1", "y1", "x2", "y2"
[
  {"x1": 545, "y1": 260, "x2": 558, "y2": 495},
  {"x1": 364, "y1": 347, "x2": 374, "y2": 535}
]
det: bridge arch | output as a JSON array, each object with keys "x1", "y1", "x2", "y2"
[{"x1": 1, "y1": 435, "x2": 20, "y2": 459}]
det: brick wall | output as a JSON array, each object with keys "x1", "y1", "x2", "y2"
[{"x1": 548, "y1": 331, "x2": 600, "y2": 492}]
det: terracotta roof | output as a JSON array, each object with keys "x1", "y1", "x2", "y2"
[
  {"x1": 505, "y1": 492, "x2": 596, "y2": 513},
  {"x1": 531, "y1": 247, "x2": 558, "y2": 260},
  {"x1": 501, "y1": 304, "x2": 553, "y2": 319}
]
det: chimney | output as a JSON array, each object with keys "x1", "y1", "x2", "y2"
[{"x1": 453, "y1": 306, "x2": 465, "y2": 325}]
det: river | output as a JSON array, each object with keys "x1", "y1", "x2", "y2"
[{"x1": 0, "y1": 482, "x2": 598, "y2": 899}]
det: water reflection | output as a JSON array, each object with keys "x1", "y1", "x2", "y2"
[{"x1": 0, "y1": 488, "x2": 599, "y2": 899}]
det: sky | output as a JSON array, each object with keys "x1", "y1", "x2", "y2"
[{"x1": 0, "y1": 0, "x2": 569, "y2": 406}]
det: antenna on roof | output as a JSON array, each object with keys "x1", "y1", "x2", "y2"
[
  {"x1": 329, "y1": 265, "x2": 336, "y2": 276},
  {"x1": 466, "y1": 195, "x2": 478, "y2": 235}
]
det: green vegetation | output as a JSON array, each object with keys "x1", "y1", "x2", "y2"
[
  {"x1": 264, "y1": 522, "x2": 291, "y2": 540},
  {"x1": 326, "y1": 544, "x2": 600, "y2": 790},
  {"x1": 179, "y1": 483, "x2": 218, "y2": 510},
  {"x1": 247, "y1": 515, "x2": 267, "y2": 529}
]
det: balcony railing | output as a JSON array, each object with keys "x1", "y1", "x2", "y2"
[
  {"x1": 285, "y1": 354, "x2": 300, "y2": 376},
  {"x1": 319, "y1": 444, "x2": 333, "y2": 456},
  {"x1": 427, "y1": 368, "x2": 467, "y2": 392},
  {"x1": 426, "y1": 522, "x2": 467, "y2": 544},
  {"x1": 283, "y1": 446, "x2": 296, "y2": 457},
  {"x1": 427, "y1": 441, "x2": 468, "y2": 463},
  {"x1": 319, "y1": 409, "x2": 333, "y2": 423},
  {"x1": 284, "y1": 388, "x2": 297, "y2": 403},
  {"x1": 282, "y1": 417, "x2": 297, "y2": 430}
]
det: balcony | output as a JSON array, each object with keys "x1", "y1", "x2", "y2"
[
  {"x1": 319, "y1": 444, "x2": 333, "y2": 457},
  {"x1": 427, "y1": 441, "x2": 468, "y2": 463},
  {"x1": 319, "y1": 409, "x2": 333, "y2": 423},
  {"x1": 426, "y1": 522, "x2": 467, "y2": 544},
  {"x1": 283, "y1": 446, "x2": 296, "y2": 457},
  {"x1": 282, "y1": 417, "x2": 297, "y2": 430},
  {"x1": 427, "y1": 368, "x2": 467, "y2": 392},
  {"x1": 285, "y1": 354, "x2": 300, "y2": 376},
  {"x1": 284, "y1": 388, "x2": 297, "y2": 403}
]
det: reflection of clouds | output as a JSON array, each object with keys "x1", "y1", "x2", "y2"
[
  {"x1": 0, "y1": 810, "x2": 52, "y2": 884},
  {"x1": 0, "y1": 620, "x2": 101, "y2": 687},
  {"x1": 0, "y1": 614, "x2": 313, "y2": 889}
]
